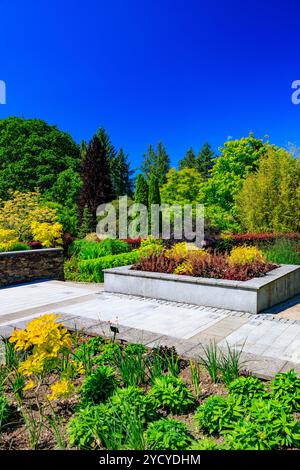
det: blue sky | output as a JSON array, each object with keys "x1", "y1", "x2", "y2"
[{"x1": 1, "y1": 0, "x2": 300, "y2": 168}]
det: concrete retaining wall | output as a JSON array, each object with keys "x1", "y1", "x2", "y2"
[
  {"x1": 104, "y1": 264, "x2": 300, "y2": 314},
  {"x1": 0, "y1": 249, "x2": 64, "y2": 287}
]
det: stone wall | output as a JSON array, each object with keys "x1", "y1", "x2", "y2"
[{"x1": 0, "y1": 249, "x2": 64, "y2": 287}]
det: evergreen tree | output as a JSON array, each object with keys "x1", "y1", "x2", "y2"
[
  {"x1": 141, "y1": 144, "x2": 156, "y2": 179},
  {"x1": 156, "y1": 141, "x2": 170, "y2": 185},
  {"x1": 178, "y1": 147, "x2": 197, "y2": 170},
  {"x1": 78, "y1": 204, "x2": 93, "y2": 238},
  {"x1": 148, "y1": 173, "x2": 161, "y2": 206},
  {"x1": 141, "y1": 142, "x2": 170, "y2": 185},
  {"x1": 78, "y1": 134, "x2": 115, "y2": 230},
  {"x1": 196, "y1": 142, "x2": 215, "y2": 178},
  {"x1": 110, "y1": 147, "x2": 134, "y2": 197},
  {"x1": 134, "y1": 174, "x2": 149, "y2": 207}
]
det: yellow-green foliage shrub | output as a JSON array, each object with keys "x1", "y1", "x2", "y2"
[
  {"x1": 228, "y1": 245, "x2": 265, "y2": 266},
  {"x1": 0, "y1": 228, "x2": 19, "y2": 251},
  {"x1": 31, "y1": 221, "x2": 63, "y2": 247},
  {"x1": 0, "y1": 191, "x2": 60, "y2": 242}
]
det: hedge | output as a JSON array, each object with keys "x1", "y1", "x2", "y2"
[
  {"x1": 216, "y1": 233, "x2": 300, "y2": 253},
  {"x1": 78, "y1": 250, "x2": 141, "y2": 283},
  {"x1": 68, "y1": 238, "x2": 130, "y2": 260}
]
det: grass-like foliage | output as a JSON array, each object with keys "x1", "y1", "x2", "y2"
[{"x1": 145, "y1": 418, "x2": 193, "y2": 450}]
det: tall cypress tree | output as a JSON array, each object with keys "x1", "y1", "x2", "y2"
[
  {"x1": 78, "y1": 134, "x2": 115, "y2": 230},
  {"x1": 110, "y1": 147, "x2": 134, "y2": 197},
  {"x1": 178, "y1": 147, "x2": 197, "y2": 170},
  {"x1": 196, "y1": 142, "x2": 215, "y2": 178},
  {"x1": 134, "y1": 174, "x2": 149, "y2": 207},
  {"x1": 148, "y1": 173, "x2": 161, "y2": 206}
]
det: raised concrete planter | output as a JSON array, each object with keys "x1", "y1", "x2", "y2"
[
  {"x1": 104, "y1": 264, "x2": 300, "y2": 314},
  {"x1": 0, "y1": 248, "x2": 64, "y2": 287}
]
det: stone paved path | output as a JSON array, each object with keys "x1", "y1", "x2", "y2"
[{"x1": 1, "y1": 280, "x2": 300, "y2": 378}]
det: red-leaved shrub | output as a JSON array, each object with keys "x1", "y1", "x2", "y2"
[{"x1": 132, "y1": 251, "x2": 277, "y2": 282}]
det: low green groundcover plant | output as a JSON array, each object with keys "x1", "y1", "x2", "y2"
[
  {"x1": 145, "y1": 418, "x2": 193, "y2": 450},
  {"x1": 149, "y1": 375, "x2": 194, "y2": 414}
]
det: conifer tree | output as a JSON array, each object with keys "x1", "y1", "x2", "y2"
[
  {"x1": 179, "y1": 147, "x2": 197, "y2": 170},
  {"x1": 78, "y1": 133, "x2": 115, "y2": 230},
  {"x1": 110, "y1": 147, "x2": 134, "y2": 197},
  {"x1": 78, "y1": 204, "x2": 93, "y2": 238},
  {"x1": 196, "y1": 142, "x2": 215, "y2": 178},
  {"x1": 134, "y1": 174, "x2": 149, "y2": 207},
  {"x1": 141, "y1": 142, "x2": 170, "y2": 185},
  {"x1": 148, "y1": 173, "x2": 161, "y2": 206}
]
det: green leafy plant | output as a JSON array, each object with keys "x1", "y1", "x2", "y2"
[
  {"x1": 195, "y1": 395, "x2": 243, "y2": 434},
  {"x1": 67, "y1": 403, "x2": 112, "y2": 449},
  {"x1": 223, "y1": 399, "x2": 300, "y2": 450},
  {"x1": 125, "y1": 343, "x2": 147, "y2": 356},
  {"x1": 189, "y1": 437, "x2": 222, "y2": 450},
  {"x1": 80, "y1": 365, "x2": 118, "y2": 405},
  {"x1": 93, "y1": 341, "x2": 122, "y2": 366},
  {"x1": 149, "y1": 375, "x2": 194, "y2": 414},
  {"x1": 145, "y1": 418, "x2": 193, "y2": 450},
  {"x1": 228, "y1": 376, "x2": 268, "y2": 405},
  {"x1": 109, "y1": 386, "x2": 157, "y2": 426},
  {"x1": 270, "y1": 369, "x2": 300, "y2": 412}
]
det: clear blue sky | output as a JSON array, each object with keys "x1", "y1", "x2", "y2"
[{"x1": 1, "y1": 0, "x2": 300, "y2": 169}]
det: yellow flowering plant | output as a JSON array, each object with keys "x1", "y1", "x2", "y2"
[
  {"x1": 228, "y1": 245, "x2": 266, "y2": 266},
  {"x1": 9, "y1": 314, "x2": 72, "y2": 388}
]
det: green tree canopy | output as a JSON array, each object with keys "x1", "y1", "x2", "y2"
[
  {"x1": 201, "y1": 134, "x2": 270, "y2": 231},
  {"x1": 160, "y1": 168, "x2": 204, "y2": 205},
  {"x1": 237, "y1": 148, "x2": 300, "y2": 233},
  {"x1": 0, "y1": 117, "x2": 81, "y2": 199}
]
